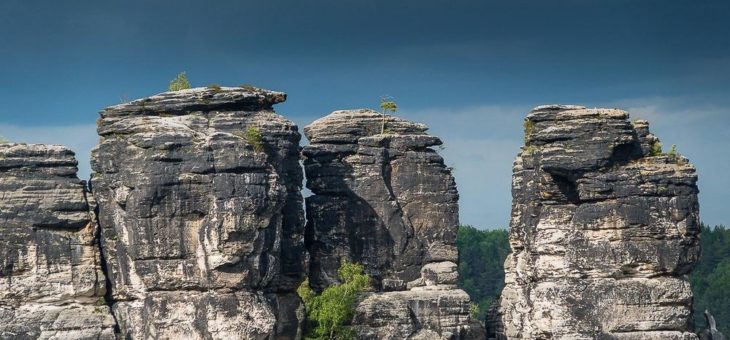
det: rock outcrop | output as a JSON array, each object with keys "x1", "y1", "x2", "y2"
[
  {"x1": 0, "y1": 144, "x2": 115, "y2": 339},
  {"x1": 491, "y1": 105, "x2": 700, "y2": 339},
  {"x1": 91, "y1": 87, "x2": 306, "y2": 339},
  {"x1": 699, "y1": 310, "x2": 727, "y2": 340},
  {"x1": 303, "y1": 109, "x2": 484, "y2": 339}
]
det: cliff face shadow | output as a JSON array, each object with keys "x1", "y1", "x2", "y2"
[{"x1": 304, "y1": 157, "x2": 397, "y2": 292}]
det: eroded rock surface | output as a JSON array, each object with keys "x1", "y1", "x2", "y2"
[
  {"x1": 491, "y1": 105, "x2": 700, "y2": 339},
  {"x1": 303, "y1": 109, "x2": 483, "y2": 339},
  {"x1": 0, "y1": 144, "x2": 115, "y2": 339},
  {"x1": 91, "y1": 87, "x2": 306, "y2": 339}
]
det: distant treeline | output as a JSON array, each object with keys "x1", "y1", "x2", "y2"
[
  {"x1": 457, "y1": 223, "x2": 730, "y2": 334},
  {"x1": 456, "y1": 225, "x2": 509, "y2": 321},
  {"x1": 690, "y1": 223, "x2": 730, "y2": 335}
]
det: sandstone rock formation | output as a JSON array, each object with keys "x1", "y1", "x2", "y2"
[
  {"x1": 303, "y1": 109, "x2": 484, "y2": 339},
  {"x1": 699, "y1": 310, "x2": 727, "y2": 340},
  {"x1": 491, "y1": 105, "x2": 701, "y2": 339},
  {"x1": 91, "y1": 87, "x2": 306, "y2": 339},
  {"x1": 0, "y1": 144, "x2": 115, "y2": 339}
]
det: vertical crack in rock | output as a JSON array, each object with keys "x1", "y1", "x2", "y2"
[
  {"x1": 490, "y1": 105, "x2": 701, "y2": 339},
  {"x1": 303, "y1": 109, "x2": 485, "y2": 339},
  {"x1": 91, "y1": 86, "x2": 306, "y2": 339},
  {"x1": 0, "y1": 144, "x2": 116, "y2": 339}
]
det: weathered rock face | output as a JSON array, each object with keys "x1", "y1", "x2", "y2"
[
  {"x1": 303, "y1": 109, "x2": 483, "y2": 339},
  {"x1": 492, "y1": 105, "x2": 700, "y2": 339},
  {"x1": 0, "y1": 144, "x2": 116, "y2": 339},
  {"x1": 91, "y1": 87, "x2": 306, "y2": 339},
  {"x1": 353, "y1": 270, "x2": 486, "y2": 340},
  {"x1": 698, "y1": 310, "x2": 726, "y2": 340},
  {"x1": 303, "y1": 109, "x2": 459, "y2": 291}
]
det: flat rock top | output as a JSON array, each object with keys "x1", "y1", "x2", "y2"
[
  {"x1": 1, "y1": 143, "x2": 73, "y2": 154},
  {"x1": 531, "y1": 104, "x2": 587, "y2": 112},
  {"x1": 0, "y1": 143, "x2": 76, "y2": 163},
  {"x1": 101, "y1": 86, "x2": 286, "y2": 117},
  {"x1": 0, "y1": 143, "x2": 79, "y2": 177},
  {"x1": 528, "y1": 104, "x2": 628, "y2": 121},
  {"x1": 304, "y1": 109, "x2": 429, "y2": 144}
]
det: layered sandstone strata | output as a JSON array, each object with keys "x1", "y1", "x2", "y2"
[
  {"x1": 491, "y1": 105, "x2": 700, "y2": 339},
  {"x1": 303, "y1": 109, "x2": 484, "y2": 339},
  {"x1": 0, "y1": 144, "x2": 115, "y2": 339},
  {"x1": 91, "y1": 87, "x2": 306, "y2": 339}
]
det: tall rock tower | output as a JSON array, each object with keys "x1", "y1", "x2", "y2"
[
  {"x1": 91, "y1": 87, "x2": 306, "y2": 339},
  {"x1": 303, "y1": 109, "x2": 485, "y2": 339},
  {"x1": 492, "y1": 105, "x2": 700, "y2": 339},
  {"x1": 0, "y1": 144, "x2": 115, "y2": 339}
]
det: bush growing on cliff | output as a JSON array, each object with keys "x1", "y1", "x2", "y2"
[
  {"x1": 298, "y1": 260, "x2": 371, "y2": 340},
  {"x1": 245, "y1": 126, "x2": 264, "y2": 152},
  {"x1": 168, "y1": 72, "x2": 191, "y2": 91},
  {"x1": 523, "y1": 119, "x2": 535, "y2": 144},
  {"x1": 667, "y1": 144, "x2": 678, "y2": 158},
  {"x1": 650, "y1": 140, "x2": 663, "y2": 156}
]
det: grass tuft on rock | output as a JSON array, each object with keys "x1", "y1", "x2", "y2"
[{"x1": 245, "y1": 126, "x2": 264, "y2": 152}]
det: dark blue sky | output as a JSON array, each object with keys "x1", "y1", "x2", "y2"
[{"x1": 1, "y1": 0, "x2": 729, "y2": 229}]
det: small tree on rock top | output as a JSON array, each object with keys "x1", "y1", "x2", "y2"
[
  {"x1": 379, "y1": 97, "x2": 397, "y2": 134},
  {"x1": 168, "y1": 72, "x2": 191, "y2": 91}
]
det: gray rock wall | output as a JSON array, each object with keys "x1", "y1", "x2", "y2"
[
  {"x1": 303, "y1": 109, "x2": 484, "y2": 339},
  {"x1": 90, "y1": 87, "x2": 306, "y2": 339},
  {"x1": 0, "y1": 95, "x2": 708, "y2": 340},
  {"x1": 0, "y1": 144, "x2": 115, "y2": 339},
  {"x1": 491, "y1": 105, "x2": 700, "y2": 339}
]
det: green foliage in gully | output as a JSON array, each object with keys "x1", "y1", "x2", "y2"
[{"x1": 298, "y1": 260, "x2": 372, "y2": 340}]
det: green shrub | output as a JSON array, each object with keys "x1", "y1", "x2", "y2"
[
  {"x1": 650, "y1": 140, "x2": 663, "y2": 156},
  {"x1": 667, "y1": 144, "x2": 678, "y2": 158},
  {"x1": 245, "y1": 126, "x2": 264, "y2": 152},
  {"x1": 523, "y1": 119, "x2": 535, "y2": 144},
  {"x1": 168, "y1": 72, "x2": 191, "y2": 91},
  {"x1": 469, "y1": 303, "x2": 480, "y2": 319},
  {"x1": 207, "y1": 84, "x2": 222, "y2": 92},
  {"x1": 298, "y1": 260, "x2": 371, "y2": 340},
  {"x1": 523, "y1": 145, "x2": 538, "y2": 156}
]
